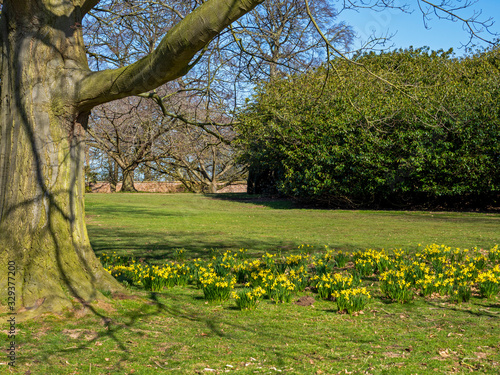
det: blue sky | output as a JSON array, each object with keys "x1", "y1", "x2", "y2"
[{"x1": 339, "y1": 0, "x2": 499, "y2": 55}]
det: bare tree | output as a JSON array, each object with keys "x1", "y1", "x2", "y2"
[
  {"x1": 87, "y1": 97, "x2": 175, "y2": 191},
  {"x1": 230, "y1": 0, "x2": 353, "y2": 80},
  {"x1": 153, "y1": 120, "x2": 244, "y2": 193}
]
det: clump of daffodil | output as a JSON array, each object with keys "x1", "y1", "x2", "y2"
[
  {"x1": 262, "y1": 252, "x2": 276, "y2": 270},
  {"x1": 234, "y1": 258, "x2": 265, "y2": 284},
  {"x1": 140, "y1": 264, "x2": 181, "y2": 292},
  {"x1": 488, "y1": 245, "x2": 500, "y2": 263},
  {"x1": 472, "y1": 254, "x2": 488, "y2": 270},
  {"x1": 379, "y1": 269, "x2": 414, "y2": 303},
  {"x1": 172, "y1": 263, "x2": 192, "y2": 286},
  {"x1": 286, "y1": 254, "x2": 308, "y2": 270},
  {"x1": 353, "y1": 249, "x2": 391, "y2": 276},
  {"x1": 476, "y1": 267, "x2": 500, "y2": 298},
  {"x1": 268, "y1": 273, "x2": 295, "y2": 303},
  {"x1": 450, "y1": 280, "x2": 474, "y2": 303},
  {"x1": 354, "y1": 258, "x2": 375, "y2": 277},
  {"x1": 408, "y1": 261, "x2": 431, "y2": 284},
  {"x1": 249, "y1": 268, "x2": 273, "y2": 290},
  {"x1": 315, "y1": 273, "x2": 353, "y2": 300},
  {"x1": 313, "y1": 257, "x2": 335, "y2": 277},
  {"x1": 334, "y1": 250, "x2": 350, "y2": 268},
  {"x1": 332, "y1": 287, "x2": 371, "y2": 314},
  {"x1": 211, "y1": 250, "x2": 237, "y2": 277},
  {"x1": 288, "y1": 266, "x2": 310, "y2": 291},
  {"x1": 415, "y1": 272, "x2": 437, "y2": 297},
  {"x1": 232, "y1": 286, "x2": 266, "y2": 310},
  {"x1": 433, "y1": 274, "x2": 455, "y2": 296},
  {"x1": 101, "y1": 242, "x2": 500, "y2": 311},
  {"x1": 199, "y1": 269, "x2": 236, "y2": 302}
]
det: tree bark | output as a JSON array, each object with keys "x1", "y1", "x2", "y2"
[
  {"x1": 109, "y1": 157, "x2": 118, "y2": 192},
  {"x1": 120, "y1": 168, "x2": 137, "y2": 192},
  {"x1": 207, "y1": 180, "x2": 219, "y2": 194}
]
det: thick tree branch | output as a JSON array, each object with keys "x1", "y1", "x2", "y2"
[
  {"x1": 81, "y1": 0, "x2": 101, "y2": 16},
  {"x1": 77, "y1": 0, "x2": 264, "y2": 111}
]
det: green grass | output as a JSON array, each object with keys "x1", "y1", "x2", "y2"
[
  {"x1": 85, "y1": 193, "x2": 500, "y2": 262},
  {"x1": 3, "y1": 285, "x2": 500, "y2": 374},
  {"x1": 1, "y1": 193, "x2": 499, "y2": 374}
]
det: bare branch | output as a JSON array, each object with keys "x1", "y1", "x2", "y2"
[{"x1": 418, "y1": 0, "x2": 496, "y2": 46}]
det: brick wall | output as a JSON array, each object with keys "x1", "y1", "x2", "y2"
[{"x1": 88, "y1": 181, "x2": 247, "y2": 193}]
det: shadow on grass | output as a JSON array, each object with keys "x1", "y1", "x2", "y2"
[
  {"x1": 88, "y1": 225, "x2": 303, "y2": 261},
  {"x1": 24, "y1": 290, "x2": 324, "y2": 373},
  {"x1": 87, "y1": 205, "x2": 198, "y2": 218},
  {"x1": 424, "y1": 300, "x2": 500, "y2": 319},
  {"x1": 204, "y1": 193, "x2": 297, "y2": 210},
  {"x1": 206, "y1": 193, "x2": 500, "y2": 214}
]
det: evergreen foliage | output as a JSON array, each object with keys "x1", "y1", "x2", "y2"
[{"x1": 237, "y1": 47, "x2": 500, "y2": 209}]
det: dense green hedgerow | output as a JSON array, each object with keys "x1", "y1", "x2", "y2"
[{"x1": 237, "y1": 47, "x2": 500, "y2": 209}]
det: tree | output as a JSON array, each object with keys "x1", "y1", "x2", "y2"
[
  {"x1": 87, "y1": 97, "x2": 175, "y2": 192},
  {"x1": 152, "y1": 120, "x2": 245, "y2": 193},
  {"x1": 86, "y1": 147, "x2": 120, "y2": 191},
  {"x1": 0, "y1": 0, "x2": 265, "y2": 314},
  {"x1": 230, "y1": 0, "x2": 352, "y2": 80}
]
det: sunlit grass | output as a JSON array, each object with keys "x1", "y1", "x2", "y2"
[{"x1": 85, "y1": 193, "x2": 500, "y2": 262}]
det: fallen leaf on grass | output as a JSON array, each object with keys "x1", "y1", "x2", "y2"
[
  {"x1": 438, "y1": 349, "x2": 456, "y2": 358},
  {"x1": 384, "y1": 352, "x2": 403, "y2": 358}
]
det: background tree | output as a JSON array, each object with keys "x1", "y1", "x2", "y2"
[
  {"x1": 152, "y1": 120, "x2": 244, "y2": 193},
  {"x1": 87, "y1": 97, "x2": 175, "y2": 191},
  {"x1": 229, "y1": 0, "x2": 353, "y2": 80},
  {"x1": 86, "y1": 148, "x2": 120, "y2": 190}
]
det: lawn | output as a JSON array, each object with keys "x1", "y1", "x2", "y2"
[
  {"x1": 85, "y1": 193, "x2": 500, "y2": 261},
  {"x1": 1, "y1": 193, "x2": 499, "y2": 375}
]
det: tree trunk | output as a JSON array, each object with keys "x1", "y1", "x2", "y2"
[
  {"x1": 109, "y1": 157, "x2": 118, "y2": 192},
  {"x1": 143, "y1": 165, "x2": 153, "y2": 182},
  {"x1": 0, "y1": 1, "x2": 121, "y2": 315},
  {"x1": 207, "y1": 180, "x2": 218, "y2": 194},
  {"x1": 120, "y1": 168, "x2": 137, "y2": 192}
]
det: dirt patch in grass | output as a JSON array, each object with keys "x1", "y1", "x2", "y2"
[
  {"x1": 111, "y1": 292, "x2": 139, "y2": 300},
  {"x1": 62, "y1": 329, "x2": 99, "y2": 341},
  {"x1": 295, "y1": 296, "x2": 315, "y2": 306}
]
